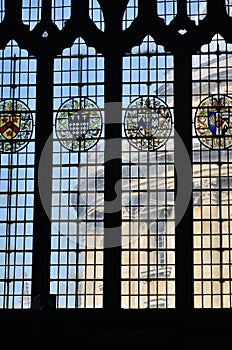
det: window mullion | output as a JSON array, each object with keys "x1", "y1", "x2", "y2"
[
  {"x1": 103, "y1": 53, "x2": 123, "y2": 310},
  {"x1": 31, "y1": 54, "x2": 54, "y2": 310},
  {"x1": 41, "y1": 0, "x2": 52, "y2": 22},
  {"x1": 174, "y1": 50, "x2": 194, "y2": 310}
]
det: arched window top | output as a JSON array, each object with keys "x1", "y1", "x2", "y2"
[
  {"x1": 131, "y1": 35, "x2": 166, "y2": 55},
  {"x1": 200, "y1": 33, "x2": 229, "y2": 53}
]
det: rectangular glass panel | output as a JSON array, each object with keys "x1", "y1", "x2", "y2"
[
  {"x1": 122, "y1": 35, "x2": 175, "y2": 308},
  {"x1": 192, "y1": 33, "x2": 232, "y2": 308},
  {"x1": 0, "y1": 40, "x2": 36, "y2": 309},
  {"x1": 51, "y1": 37, "x2": 104, "y2": 308}
]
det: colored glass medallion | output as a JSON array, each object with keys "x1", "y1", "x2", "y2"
[
  {"x1": 195, "y1": 95, "x2": 232, "y2": 149},
  {"x1": 124, "y1": 96, "x2": 172, "y2": 151},
  {"x1": 55, "y1": 97, "x2": 102, "y2": 152},
  {"x1": 0, "y1": 99, "x2": 33, "y2": 152}
]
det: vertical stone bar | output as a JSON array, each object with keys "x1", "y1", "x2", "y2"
[
  {"x1": 4, "y1": 0, "x2": 22, "y2": 21},
  {"x1": 31, "y1": 54, "x2": 54, "y2": 310},
  {"x1": 174, "y1": 50, "x2": 194, "y2": 311},
  {"x1": 70, "y1": 0, "x2": 88, "y2": 20},
  {"x1": 207, "y1": 0, "x2": 227, "y2": 17},
  {"x1": 103, "y1": 52, "x2": 122, "y2": 310},
  {"x1": 41, "y1": 0, "x2": 51, "y2": 22},
  {"x1": 177, "y1": 0, "x2": 187, "y2": 16}
]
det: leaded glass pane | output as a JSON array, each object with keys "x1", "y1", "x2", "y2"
[
  {"x1": 52, "y1": 0, "x2": 71, "y2": 30},
  {"x1": 122, "y1": 35, "x2": 175, "y2": 309},
  {"x1": 51, "y1": 38, "x2": 104, "y2": 308},
  {"x1": 22, "y1": 0, "x2": 42, "y2": 30},
  {"x1": 193, "y1": 34, "x2": 232, "y2": 308},
  {"x1": 0, "y1": 41, "x2": 36, "y2": 309}
]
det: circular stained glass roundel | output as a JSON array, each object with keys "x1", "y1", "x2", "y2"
[
  {"x1": 0, "y1": 99, "x2": 33, "y2": 153},
  {"x1": 195, "y1": 95, "x2": 232, "y2": 149},
  {"x1": 55, "y1": 97, "x2": 102, "y2": 152},
  {"x1": 124, "y1": 96, "x2": 172, "y2": 151}
]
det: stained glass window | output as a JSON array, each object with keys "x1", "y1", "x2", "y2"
[{"x1": 1, "y1": 1, "x2": 232, "y2": 339}]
